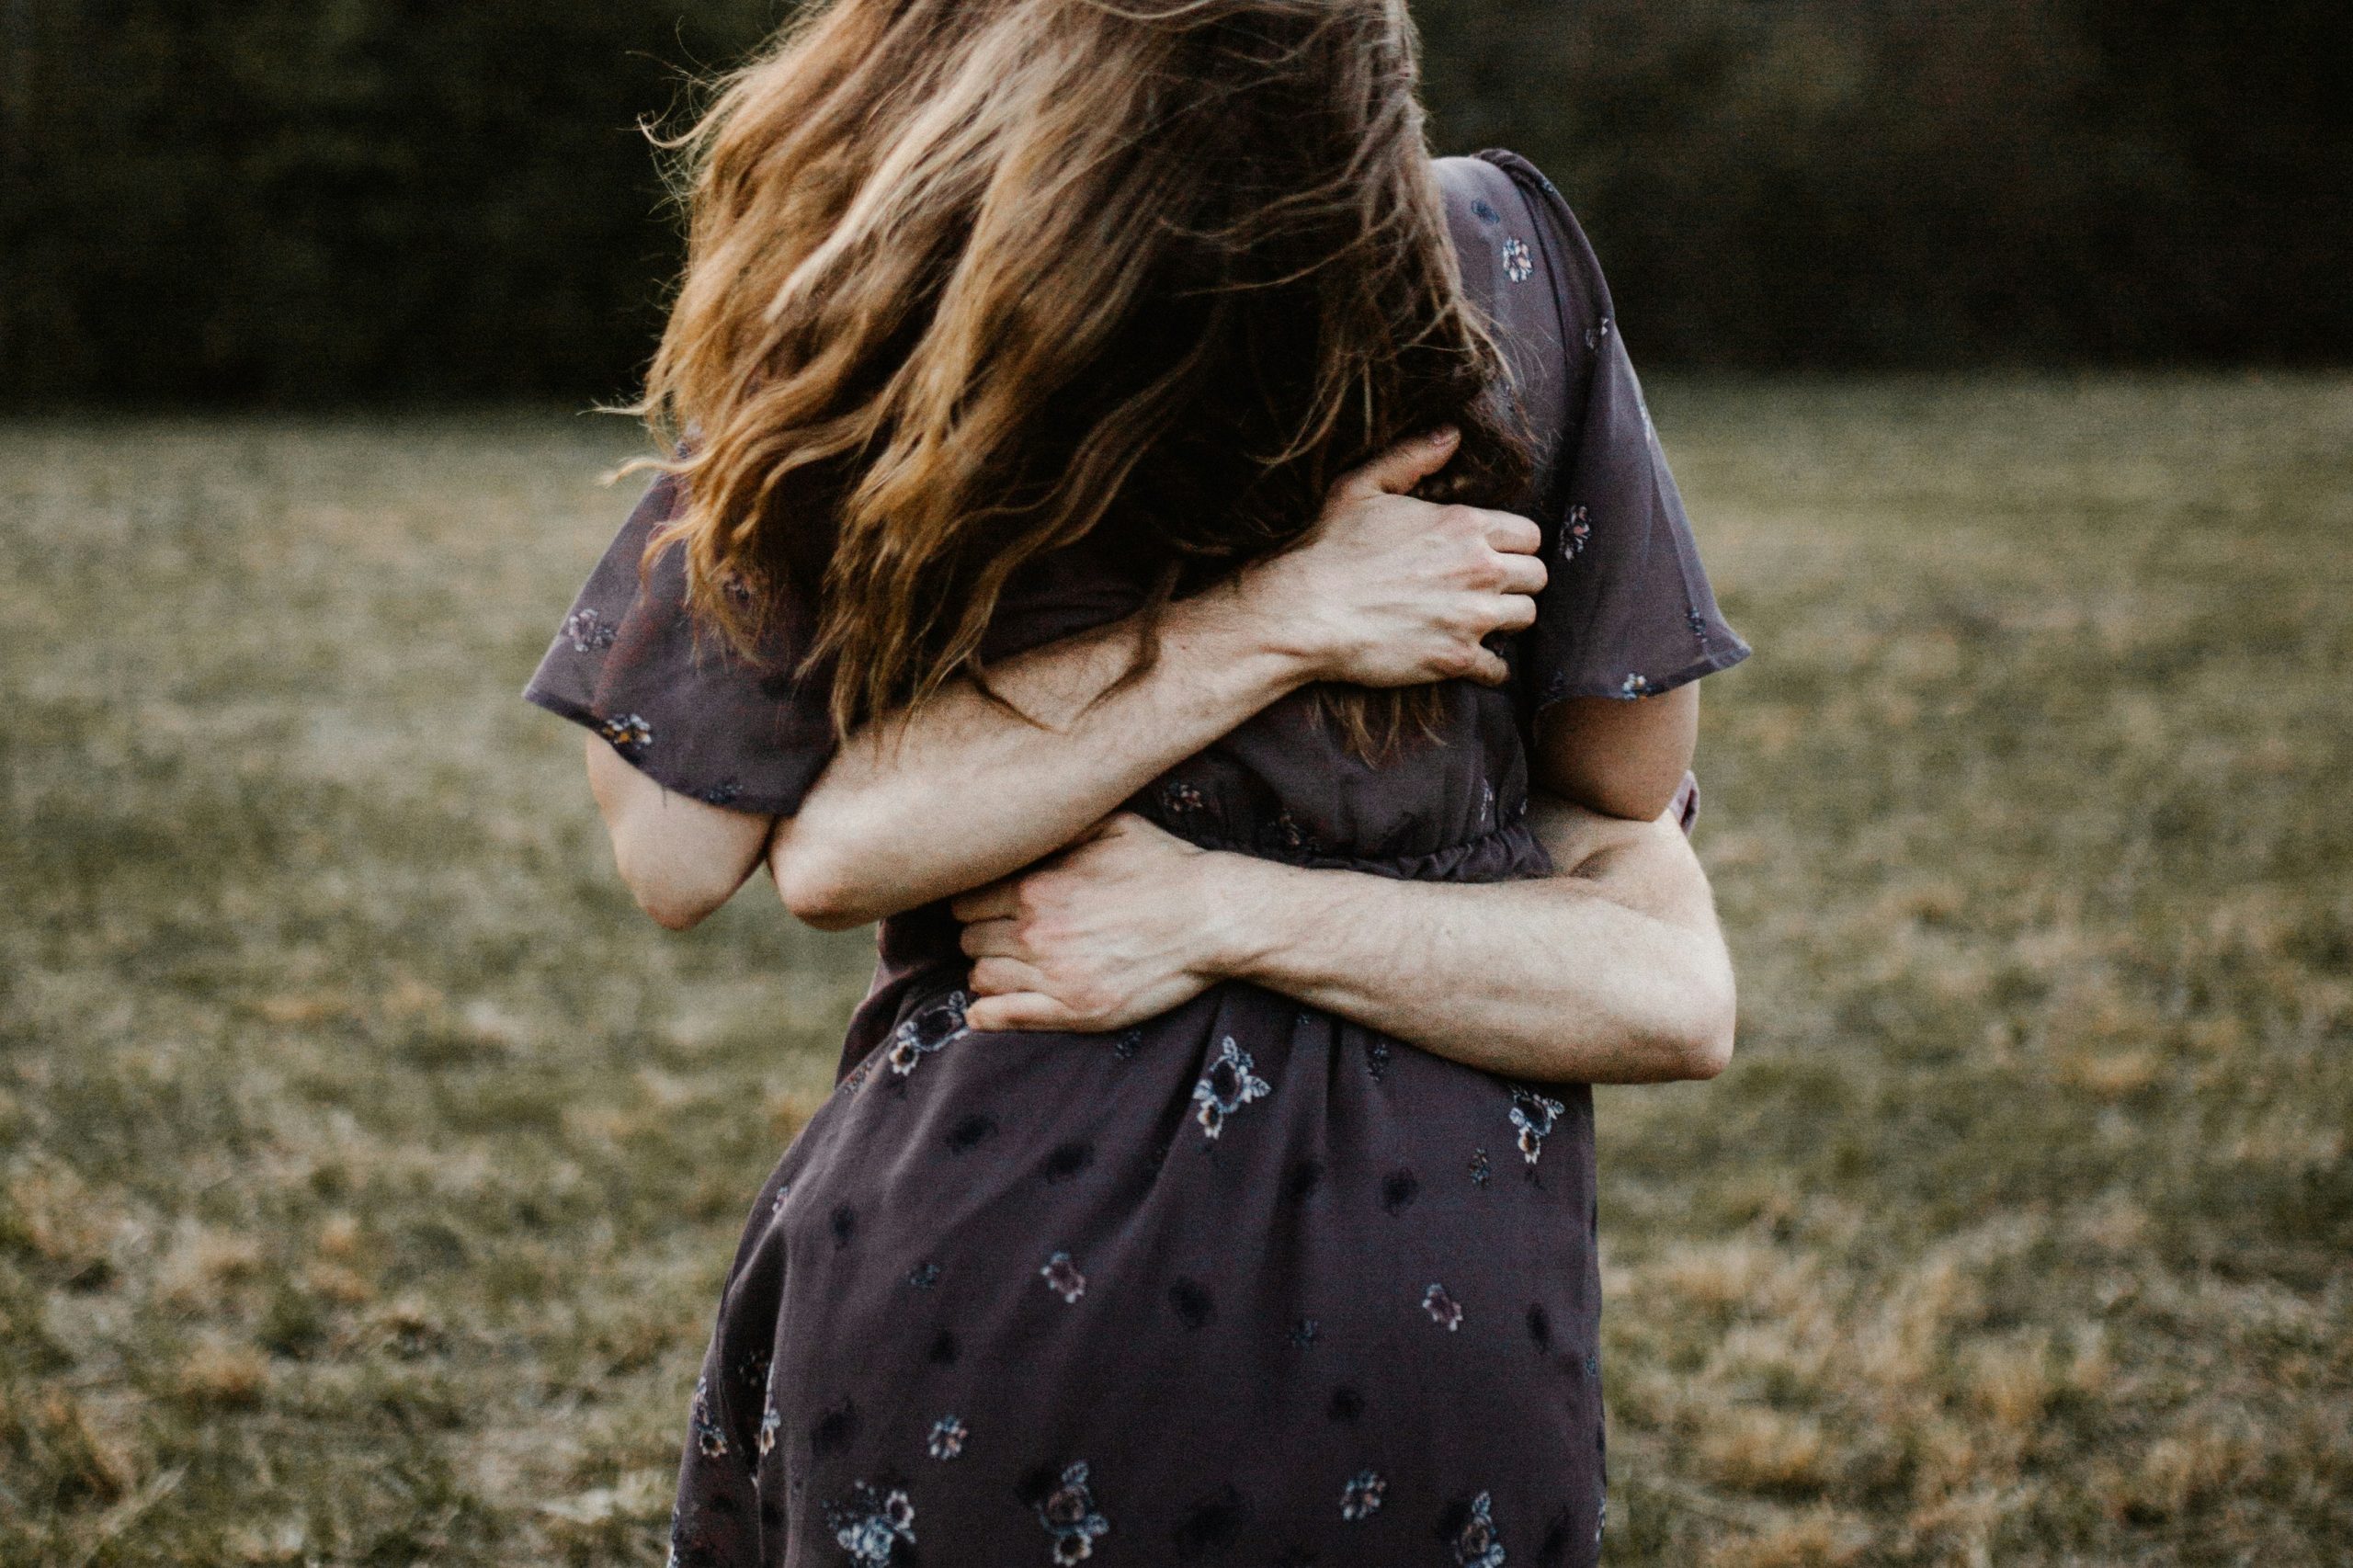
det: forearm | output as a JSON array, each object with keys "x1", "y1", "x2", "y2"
[
  {"x1": 775, "y1": 581, "x2": 1313, "y2": 928},
  {"x1": 1209, "y1": 794, "x2": 1735, "y2": 1083}
]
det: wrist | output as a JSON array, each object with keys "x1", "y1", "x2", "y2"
[
  {"x1": 1199, "y1": 553, "x2": 1336, "y2": 687},
  {"x1": 1184, "y1": 850, "x2": 1301, "y2": 983}
]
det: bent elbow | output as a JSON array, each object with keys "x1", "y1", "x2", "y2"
[
  {"x1": 612, "y1": 848, "x2": 731, "y2": 932},
  {"x1": 1673, "y1": 976, "x2": 1739, "y2": 1081},
  {"x1": 774, "y1": 848, "x2": 872, "y2": 931},
  {"x1": 622, "y1": 869, "x2": 727, "y2": 932}
]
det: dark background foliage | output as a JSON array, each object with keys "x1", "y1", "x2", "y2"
[{"x1": 2, "y1": 0, "x2": 2345, "y2": 403}]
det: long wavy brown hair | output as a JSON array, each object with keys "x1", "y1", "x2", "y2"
[{"x1": 631, "y1": 0, "x2": 1528, "y2": 760}]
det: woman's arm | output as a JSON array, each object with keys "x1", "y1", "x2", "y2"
[
  {"x1": 585, "y1": 736, "x2": 774, "y2": 930},
  {"x1": 1534, "y1": 685, "x2": 1699, "y2": 822},
  {"x1": 951, "y1": 786, "x2": 1734, "y2": 1084}
]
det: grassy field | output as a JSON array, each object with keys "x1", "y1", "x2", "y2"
[{"x1": 2, "y1": 379, "x2": 2347, "y2": 1565}]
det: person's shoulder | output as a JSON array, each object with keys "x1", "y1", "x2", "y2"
[{"x1": 1441, "y1": 149, "x2": 1611, "y2": 313}]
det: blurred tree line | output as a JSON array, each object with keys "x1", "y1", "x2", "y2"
[{"x1": 1, "y1": 0, "x2": 2345, "y2": 403}]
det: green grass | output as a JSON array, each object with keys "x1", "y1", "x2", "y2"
[{"x1": 2, "y1": 380, "x2": 2347, "y2": 1565}]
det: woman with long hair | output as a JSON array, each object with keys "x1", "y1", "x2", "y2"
[{"x1": 526, "y1": 1, "x2": 1748, "y2": 1562}]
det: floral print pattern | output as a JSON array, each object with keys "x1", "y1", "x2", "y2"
[
  {"x1": 826, "y1": 1483, "x2": 915, "y2": 1566},
  {"x1": 1192, "y1": 1037, "x2": 1271, "y2": 1140},
  {"x1": 1040, "y1": 1250, "x2": 1086, "y2": 1305},
  {"x1": 1503, "y1": 235, "x2": 1534, "y2": 283},
  {"x1": 1424, "y1": 1282, "x2": 1465, "y2": 1332},
  {"x1": 1035, "y1": 1461, "x2": 1110, "y2": 1563},
  {"x1": 1510, "y1": 1086, "x2": 1566, "y2": 1167},
  {"x1": 688, "y1": 1376, "x2": 727, "y2": 1459},
  {"x1": 563, "y1": 607, "x2": 617, "y2": 652},
  {"x1": 886, "y1": 989, "x2": 970, "y2": 1077},
  {"x1": 1452, "y1": 1491, "x2": 1506, "y2": 1568},
  {"x1": 597, "y1": 712, "x2": 652, "y2": 757},
  {"x1": 928, "y1": 1415, "x2": 967, "y2": 1460},
  {"x1": 1561, "y1": 505, "x2": 1590, "y2": 562},
  {"x1": 1341, "y1": 1469, "x2": 1387, "y2": 1520}
]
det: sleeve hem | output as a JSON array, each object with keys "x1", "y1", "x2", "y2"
[
  {"x1": 521, "y1": 680, "x2": 800, "y2": 817},
  {"x1": 1527, "y1": 637, "x2": 1752, "y2": 720}
]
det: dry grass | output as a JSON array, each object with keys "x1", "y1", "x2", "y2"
[{"x1": 2, "y1": 379, "x2": 2347, "y2": 1563}]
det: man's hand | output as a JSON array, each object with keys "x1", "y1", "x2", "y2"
[{"x1": 949, "y1": 812, "x2": 1233, "y2": 1032}]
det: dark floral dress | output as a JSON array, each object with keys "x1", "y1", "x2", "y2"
[{"x1": 525, "y1": 151, "x2": 1747, "y2": 1568}]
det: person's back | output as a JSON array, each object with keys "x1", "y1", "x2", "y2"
[{"x1": 524, "y1": 6, "x2": 1746, "y2": 1563}]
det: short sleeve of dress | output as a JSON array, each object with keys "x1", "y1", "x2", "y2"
[
  {"x1": 1483, "y1": 153, "x2": 1751, "y2": 722},
  {"x1": 521, "y1": 470, "x2": 837, "y2": 815}
]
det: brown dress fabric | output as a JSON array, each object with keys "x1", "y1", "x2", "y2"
[{"x1": 525, "y1": 150, "x2": 1747, "y2": 1568}]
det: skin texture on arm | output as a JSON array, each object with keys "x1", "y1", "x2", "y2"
[
  {"x1": 584, "y1": 427, "x2": 1698, "y2": 937},
  {"x1": 585, "y1": 735, "x2": 774, "y2": 930},
  {"x1": 1534, "y1": 684, "x2": 1698, "y2": 823},
  {"x1": 951, "y1": 765, "x2": 1737, "y2": 1084},
  {"x1": 768, "y1": 428, "x2": 1542, "y2": 928},
  {"x1": 583, "y1": 427, "x2": 1547, "y2": 931}
]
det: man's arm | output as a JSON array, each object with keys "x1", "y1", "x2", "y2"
[
  {"x1": 953, "y1": 787, "x2": 1735, "y2": 1084},
  {"x1": 581, "y1": 427, "x2": 1551, "y2": 932}
]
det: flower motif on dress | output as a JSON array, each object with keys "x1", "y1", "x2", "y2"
[
  {"x1": 1509, "y1": 1086, "x2": 1565, "y2": 1166},
  {"x1": 696, "y1": 779, "x2": 743, "y2": 807},
  {"x1": 598, "y1": 712, "x2": 653, "y2": 756},
  {"x1": 1160, "y1": 778, "x2": 1206, "y2": 817},
  {"x1": 1619, "y1": 672, "x2": 1654, "y2": 699},
  {"x1": 1424, "y1": 1282, "x2": 1465, "y2": 1332},
  {"x1": 1452, "y1": 1491, "x2": 1506, "y2": 1568},
  {"x1": 1113, "y1": 1028, "x2": 1142, "y2": 1062},
  {"x1": 1688, "y1": 608, "x2": 1710, "y2": 641},
  {"x1": 1192, "y1": 1037, "x2": 1271, "y2": 1140},
  {"x1": 563, "y1": 608, "x2": 617, "y2": 653},
  {"x1": 1502, "y1": 236, "x2": 1533, "y2": 283},
  {"x1": 1036, "y1": 1461, "x2": 1110, "y2": 1563},
  {"x1": 1585, "y1": 313, "x2": 1614, "y2": 353},
  {"x1": 1040, "y1": 1250, "x2": 1086, "y2": 1305},
  {"x1": 905, "y1": 1260, "x2": 940, "y2": 1290},
  {"x1": 1472, "y1": 198, "x2": 1503, "y2": 225},
  {"x1": 928, "y1": 1415, "x2": 967, "y2": 1460},
  {"x1": 1290, "y1": 1316, "x2": 1321, "y2": 1348},
  {"x1": 826, "y1": 1483, "x2": 915, "y2": 1567},
  {"x1": 1340, "y1": 1469, "x2": 1387, "y2": 1521},
  {"x1": 688, "y1": 1376, "x2": 727, "y2": 1459},
  {"x1": 887, "y1": 989, "x2": 970, "y2": 1077},
  {"x1": 1469, "y1": 1147, "x2": 1493, "y2": 1187},
  {"x1": 1261, "y1": 810, "x2": 1320, "y2": 858},
  {"x1": 756, "y1": 1406, "x2": 780, "y2": 1457},
  {"x1": 1561, "y1": 505, "x2": 1590, "y2": 562},
  {"x1": 1363, "y1": 1038, "x2": 1391, "y2": 1083}
]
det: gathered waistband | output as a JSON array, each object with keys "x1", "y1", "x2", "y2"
[{"x1": 1168, "y1": 812, "x2": 1554, "y2": 883}]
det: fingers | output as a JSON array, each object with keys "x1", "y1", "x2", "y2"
[
  {"x1": 948, "y1": 881, "x2": 1018, "y2": 923},
  {"x1": 1476, "y1": 507, "x2": 1543, "y2": 557},
  {"x1": 1488, "y1": 592, "x2": 1538, "y2": 635},
  {"x1": 1336, "y1": 425, "x2": 1461, "y2": 501},
  {"x1": 1493, "y1": 551, "x2": 1548, "y2": 597},
  {"x1": 957, "y1": 917, "x2": 1029, "y2": 960},
  {"x1": 968, "y1": 955, "x2": 1050, "y2": 997},
  {"x1": 964, "y1": 992, "x2": 1086, "y2": 1032},
  {"x1": 1463, "y1": 644, "x2": 1513, "y2": 687}
]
